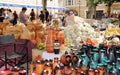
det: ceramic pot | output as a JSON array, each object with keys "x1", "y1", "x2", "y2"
[
  {"x1": 53, "y1": 57, "x2": 59, "y2": 69},
  {"x1": 36, "y1": 60, "x2": 44, "y2": 74},
  {"x1": 60, "y1": 51, "x2": 68, "y2": 66},
  {"x1": 64, "y1": 66, "x2": 72, "y2": 75},
  {"x1": 30, "y1": 62, "x2": 34, "y2": 74},
  {"x1": 88, "y1": 69, "x2": 95, "y2": 75},
  {"x1": 98, "y1": 67, "x2": 106, "y2": 75},
  {"x1": 44, "y1": 63, "x2": 53, "y2": 75}
]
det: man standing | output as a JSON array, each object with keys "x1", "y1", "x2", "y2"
[
  {"x1": 39, "y1": 11, "x2": 44, "y2": 23},
  {"x1": 30, "y1": 9, "x2": 35, "y2": 21},
  {"x1": 19, "y1": 7, "x2": 28, "y2": 25},
  {"x1": 13, "y1": 11, "x2": 18, "y2": 25},
  {"x1": 45, "y1": 8, "x2": 49, "y2": 22}
]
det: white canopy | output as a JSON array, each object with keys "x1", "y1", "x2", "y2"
[{"x1": 0, "y1": 2, "x2": 70, "y2": 10}]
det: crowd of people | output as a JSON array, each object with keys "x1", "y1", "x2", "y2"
[
  {"x1": 1, "y1": 7, "x2": 120, "y2": 26},
  {"x1": 0, "y1": 7, "x2": 53, "y2": 25}
]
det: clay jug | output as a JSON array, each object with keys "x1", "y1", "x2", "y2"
[
  {"x1": 57, "y1": 29, "x2": 65, "y2": 45},
  {"x1": 30, "y1": 62, "x2": 34, "y2": 74},
  {"x1": 54, "y1": 27, "x2": 59, "y2": 40},
  {"x1": 95, "y1": 69, "x2": 99, "y2": 75},
  {"x1": 44, "y1": 63, "x2": 53, "y2": 75},
  {"x1": 36, "y1": 60, "x2": 44, "y2": 74},
  {"x1": 72, "y1": 54, "x2": 79, "y2": 68},
  {"x1": 65, "y1": 55, "x2": 72, "y2": 66},
  {"x1": 48, "y1": 59, "x2": 53, "y2": 65},
  {"x1": 98, "y1": 67, "x2": 106, "y2": 75},
  {"x1": 12, "y1": 66, "x2": 20, "y2": 75},
  {"x1": 53, "y1": 57, "x2": 59, "y2": 69},
  {"x1": 35, "y1": 55, "x2": 43, "y2": 61},
  {"x1": 88, "y1": 69, "x2": 95, "y2": 75},
  {"x1": 59, "y1": 63, "x2": 65, "y2": 75},
  {"x1": 60, "y1": 51, "x2": 68, "y2": 65},
  {"x1": 64, "y1": 66, "x2": 72, "y2": 75},
  {"x1": 54, "y1": 65, "x2": 62, "y2": 75},
  {"x1": 46, "y1": 27, "x2": 55, "y2": 53},
  {"x1": 42, "y1": 70, "x2": 49, "y2": 75},
  {"x1": 80, "y1": 71, "x2": 88, "y2": 75},
  {"x1": 71, "y1": 68, "x2": 77, "y2": 75},
  {"x1": 81, "y1": 66, "x2": 88, "y2": 72},
  {"x1": 77, "y1": 67, "x2": 82, "y2": 74}
]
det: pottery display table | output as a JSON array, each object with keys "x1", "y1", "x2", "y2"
[
  {"x1": 32, "y1": 49, "x2": 62, "y2": 61},
  {"x1": 42, "y1": 51, "x2": 62, "y2": 60}
]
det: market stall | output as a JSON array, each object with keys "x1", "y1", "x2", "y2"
[{"x1": 0, "y1": 14, "x2": 120, "y2": 75}]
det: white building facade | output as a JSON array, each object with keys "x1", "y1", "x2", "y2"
[{"x1": 0, "y1": 0, "x2": 65, "y2": 18}]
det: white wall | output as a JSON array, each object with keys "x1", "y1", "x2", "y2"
[{"x1": 0, "y1": 0, "x2": 64, "y2": 18}]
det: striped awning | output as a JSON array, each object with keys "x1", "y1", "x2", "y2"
[{"x1": 0, "y1": 2, "x2": 70, "y2": 10}]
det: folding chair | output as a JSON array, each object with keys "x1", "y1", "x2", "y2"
[{"x1": 0, "y1": 34, "x2": 29, "y2": 74}]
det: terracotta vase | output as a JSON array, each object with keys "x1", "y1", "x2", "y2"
[
  {"x1": 44, "y1": 63, "x2": 53, "y2": 75},
  {"x1": 71, "y1": 68, "x2": 77, "y2": 75},
  {"x1": 64, "y1": 66, "x2": 72, "y2": 75},
  {"x1": 95, "y1": 69, "x2": 99, "y2": 75},
  {"x1": 65, "y1": 55, "x2": 72, "y2": 66},
  {"x1": 54, "y1": 66, "x2": 62, "y2": 75},
  {"x1": 46, "y1": 28, "x2": 56, "y2": 53},
  {"x1": 54, "y1": 27, "x2": 59, "y2": 40},
  {"x1": 77, "y1": 67, "x2": 82, "y2": 73},
  {"x1": 81, "y1": 66, "x2": 88, "y2": 72},
  {"x1": 13, "y1": 66, "x2": 20, "y2": 75},
  {"x1": 42, "y1": 70, "x2": 49, "y2": 75},
  {"x1": 98, "y1": 67, "x2": 106, "y2": 75},
  {"x1": 48, "y1": 59, "x2": 53, "y2": 65},
  {"x1": 30, "y1": 62, "x2": 34, "y2": 74},
  {"x1": 60, "y1": 51, "x2": 68, "y2": 65},
  {"x1": 13, "y1": 71, "x2": 19, "y2": 75},
  {"x1": 35, "y1": 55, "x2": 43, "y2": 62},
  {"x1": 53, "y1": 57, "x2": 59, "y2": 69},
  {"x1": 36, "y1": 60, "x2": 44, "y2": 74},
  {"x1": 72, "y1": 54, "x2": 79, "y2": 68},
  {"x1": 88, "y1": 69, "x2": 95, "y2": 75},
  {"x1": 57, "y1": 30, "x2": 65, "y2": 45}
]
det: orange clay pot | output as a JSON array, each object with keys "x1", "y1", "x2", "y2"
[
  {"x1": 46, "y1": 28, "x2": 56, "y2": 53},
  {"x1": 57, "y1": 30, "x2": 65, "y2": 45},
  {"x1": 98, "y1": 67, "x2": 106, "y2": 75},
  {"x1": 88, "y1": 69, "x2": 95, "y2": 75},
  {"x1": 30, "y1": 62, "x2": 34, "y2": 74},
  {"x1": 53, "y1": 57, "x2": 59, "y2": 69},
  {"x1": 36, "y1": 60, "x2": 44, "y2": 74}
]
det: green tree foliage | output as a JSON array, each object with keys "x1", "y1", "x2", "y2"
[
  {"x1": 86, "y1": 0, "x2": 100, "y2": 19},
  {"x1": 101, "y1": 0, "x2": 119, "y2": 17},
  {"x1": 86, "y1": 0, "x2": 120, "y2": 18}
]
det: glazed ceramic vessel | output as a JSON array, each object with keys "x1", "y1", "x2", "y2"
[{"x1": 36, "y1": 60, "x2": 44, "y2": 74}]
